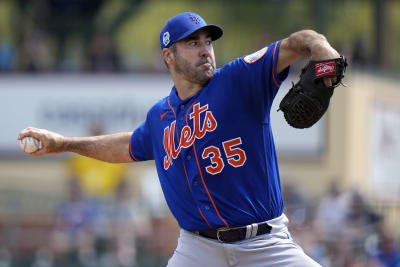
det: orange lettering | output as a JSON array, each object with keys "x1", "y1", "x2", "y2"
[
  {"x1": 204, "y1": 111, "x2": 217, "y2": 132},
  {"x1": 170, "y1": 121, "x2": 181, "y2": 159},
  {"x1": 190, "y1": 103, "x2": 208, "y2": 139},
  {"x1": 163, "y1": 126, "x2": 172, "y2": 169},
  {"x1": 180, "y1": 125, "x2": 195, "y2": 148}
]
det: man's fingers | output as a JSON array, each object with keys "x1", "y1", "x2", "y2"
[
  {"x1": 18, "y1": 128, "x2": 31, "y2": 140},
  {"x1": 323, "y1": 78, "x2": 332, "y2": 87},
  {"x1": 322, "y1": 77, "x2": 339, "y2": 87},
  {"x1": 18, "y1": 127, "x2": 42, "y2": 141},
  {"x1": 18, "y1": 127, "x2": 35, "y2": 140}
]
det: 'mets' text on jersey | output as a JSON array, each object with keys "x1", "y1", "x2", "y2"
[{"x1": 129, "y1": 40, "x2": 290, "y2": 231}]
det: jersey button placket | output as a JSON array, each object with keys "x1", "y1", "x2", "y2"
[
  {"x1": 180, "y1": 101, "x2": 213, "y2": 225},
  {"x1": 177, "y1": 104, "x2": 185, "y2": 124}
]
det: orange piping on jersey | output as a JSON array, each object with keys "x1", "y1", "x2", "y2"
[
  {"x1": 167, "y1": 99, "x2": 181, "y2": 155},
  {"x1": 186, "y1": 102, "x2": 229, "y2": 228},
  {"x1": 185, "y1": 101, "x2": 196, "y2": 123},
  {"x1": 272, "y1": 41, "x2": 280, "y2": 88},
  {"x1": 128, "y1": 137, "x2": 139, "y2": 161},
  {"x1": 182, "y1": 164, "x2": 192, "y2": 192},
  {"x1": 168, "y1": 98, "x2": 211, "y2": 227},
  {"x1": 167, "y1": 99, "x2": 177, "y2": 123},
  {"x1": 198, "y1": 207, "x2": 211, "y2": 228},
  {"x1": 192, "y1": 142, "x2": 229, "y2": 228},
  {"x1": 184, "y1": 163, "x2": 211, "y2": 229}
]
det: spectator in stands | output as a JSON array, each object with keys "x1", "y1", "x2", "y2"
[
  {"x1": 314, "y1": 181, "x2": 350, "y2": 240},
  {"x1": 282, "y1": 182, "x2": 311, "y2": 228},
  {"x1": 52, "y1": 177, "x2": 96, "y2": 266},
  {"x1": 66, "y1": 122, "x2": 128, "y2": 265},
  {"x1": 67, "y1": 122, "x2": 127, "y2": 201},
  {"x1": 351, "y1": 34, "x2": 368, "y2": 68},
  {"x1": 0, "y1": 38, "x2": 16, "y2": 72},
  {"x1": 20, "y1": 29, "x2": 54, "y2": 72},
  {"x1": 373, "y1": 226, "x2": 400, "y2": 267},
  {"x1": 109, "y1": 180, "x2": 140, "y2": 267},
  {"x1": 88, "y1": 33, "x2": 120, "y2": 72}
]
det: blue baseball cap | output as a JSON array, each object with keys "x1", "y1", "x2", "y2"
[{"x1": 160, "y1": 12, "x2": 223, "y2": 49}]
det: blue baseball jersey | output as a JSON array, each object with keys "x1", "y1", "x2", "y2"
[{"x1": 129, "y1": 40, "x2": 290, "y2": 231}]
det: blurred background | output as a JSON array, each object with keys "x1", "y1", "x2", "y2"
[{"x1": 0, "y1": 0, "x2": 400, "y2": 266}]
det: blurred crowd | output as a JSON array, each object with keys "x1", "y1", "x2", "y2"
[
  {"x1": 0, "y1": 155, "x2": 177, "y2": 267},
  {"x1": 0, "y1": 0, "x2": 375, "y2": 74},
  {"x1": 0, "y1": 27, "x2": 369, "y2": 74},
  {"x1": 1, "y1": 173, "x2": 399, "y2": 267},
  {"x1": 0, "y1": 30, "x2": 120, "y2": 73},
  {"x1": 283, "y1": 182, "x2": 400, "y2": 267},
  {"x1": 0, "y1": 0, "x2": 127, "y2": 73}
]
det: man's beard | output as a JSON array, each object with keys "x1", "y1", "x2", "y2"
[{"x1": 174, "y1": 54, "x2": 216, "y2": 85}]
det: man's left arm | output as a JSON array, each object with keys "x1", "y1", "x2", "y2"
[{"x1": 277, "y1": 30, "x2": 340, "y2": 86}]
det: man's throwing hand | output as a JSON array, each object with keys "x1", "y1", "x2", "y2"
[{"x1": 17, "y1": 127, "x2": 65, "y2": 156}]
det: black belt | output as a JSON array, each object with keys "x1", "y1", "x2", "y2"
[{"x1": 193, "y1": 222, "x2": 272, "y2": 243}]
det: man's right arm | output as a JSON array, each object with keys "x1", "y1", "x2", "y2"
[{"x1": 18, "y1": 127, "x2": 133, "y2": 163}]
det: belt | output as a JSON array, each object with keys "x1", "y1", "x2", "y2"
[{"x1": 193, "y1": 222, "x2": 272, "y2": 243}]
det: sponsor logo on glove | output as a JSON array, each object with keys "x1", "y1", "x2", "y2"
[{"x1": 315, "y1": 61, "x2": 336, "y2": 77}]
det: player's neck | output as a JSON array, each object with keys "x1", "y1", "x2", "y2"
[{"x1": 173, "y1": 76, "x2": 203, "y2": 101}]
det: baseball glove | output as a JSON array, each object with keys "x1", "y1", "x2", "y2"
[{"x1": 278, "y1": 56, "x2": 347, "y2": 129}]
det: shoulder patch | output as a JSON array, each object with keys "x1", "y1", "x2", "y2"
[{"x1": 244, "y1": 47, "x2": 268, "y2": 64}]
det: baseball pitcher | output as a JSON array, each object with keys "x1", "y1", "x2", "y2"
[{"x1": 18, "y1": 12, "x2": 346, "y2": 267}]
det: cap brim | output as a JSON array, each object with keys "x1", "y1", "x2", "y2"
[{"x1": 201, "y1": 25, "x2": 223, "y2": 41}]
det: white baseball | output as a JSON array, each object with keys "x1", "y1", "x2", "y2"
[{"x1": 19, "y1": 137, "x2": 42, "y2": 153}]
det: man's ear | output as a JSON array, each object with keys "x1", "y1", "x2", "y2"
[{"x1": 162, "y1": 48, "x2": 174, "y2": 65}]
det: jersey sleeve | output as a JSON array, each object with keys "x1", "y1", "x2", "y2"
[
  {"x1": 129, "y1": 115, "x2": 154, "y2": 161},
  {"x1": 233, "y1": 40, "x2": 290, "y2": 110}
]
